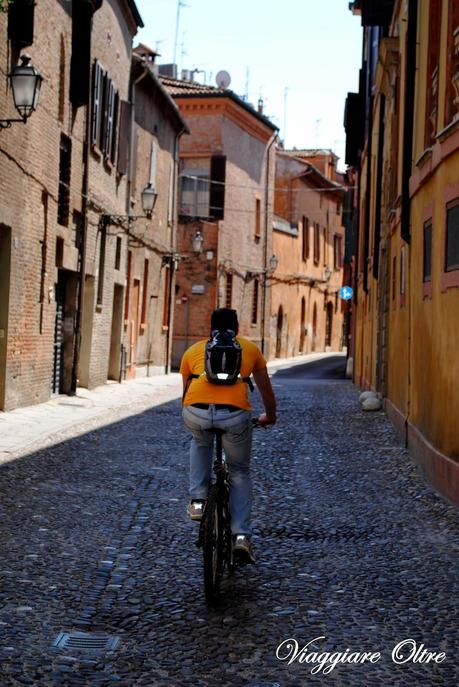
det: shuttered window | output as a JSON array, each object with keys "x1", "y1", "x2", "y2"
[
  {"x1": 70, "y1": 0, "x2": 92, "y2": 107},
  {"x1": 302, "y1": 216, "x2": 309, "y2": 261},
  {"x1": 91, "y1": 61, "x2": 104, "y2": 146},
  {"x1": 313, "y1": 223, "x2": 320, "y2": 264},
  {"x1": 209, "y1": 155, "x2": 226, "y2": 219},
  {"x1": 446, "y1": 199, "x2": 459, "y2": 272},
  {"x1": 423, "y1": 220, "x2": 432, "y2": 282},
  {"x1": 58, "y1": 134, "x2": 72, "y2": 227},
  {"x1": 8, "y1": 0, "x2": 35, "y2": 48},
  {"x1": 251, "y1": 279, "x2": 259, "y2": 324},
  {"x1": 110, "y1": 91, "x2": 120, "y2": 164}
]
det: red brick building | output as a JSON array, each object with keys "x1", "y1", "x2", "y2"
[
  {"x1": 0, "y1": 1, "x2": 185, "y2": 411},
  {"x1": 159, "y1": 76, "x2": 278, "y2": 367}
]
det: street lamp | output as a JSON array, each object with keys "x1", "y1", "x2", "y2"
[
  {"x1": 324, "y1": 265, "x2": 333, "y2": 282},
  {"x1": 192, "y1": 230, "x2": 204, "y2": 253},
  {"x1": 269, "y1": 254, "x2": 279, "y2": 271},
  {"x1": 102, "y1": 183, "x2": 158, "y2": 225},
  {"x1": 140, "y1": 182, "x2": 158, "y2": 218},
  {"x1": 0, "y1": 55, "x2": 43, "y2": 130}
]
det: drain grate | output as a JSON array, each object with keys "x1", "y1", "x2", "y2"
[{"x1": 53, "y1": 631, "x2": 120, "y2": 653}]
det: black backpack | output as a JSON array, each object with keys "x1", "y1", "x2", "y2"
[
  {"x1": 205, "y1": 329, "x2": 242, "y2": 385},
  {"x1": 183, "y1": 329, "x2": 254, "y2": 400}
]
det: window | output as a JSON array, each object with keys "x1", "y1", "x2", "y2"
[
  {"x1": 180, "y1": 173, "x2": 210, "y2": 218},
  {"x1": 209, "y1": 155, "x2": 226, "y2": 219},
  {"x1": 400, "y1": 246, "x2": 406, "y2": 295},
  {"x1": 225, "y1": 273, "x2": 233, "y2": 308},
  {"x1": 392, "y1": 256, "x2": 397, "y2": 301},
  {"x1": 302, "y1": 216, "x2": 309, "y2": 261},
  {"x1": 91, "y1": 61, "x2": 119, "y2": 159},
  {"x1": 423, "y1": 221, "x2": 432, "y2": 282},
  {"x1": 141, "y1": 259, "x2": 149, "y2": 326},
  {"x1": 70, "y1": 0, "x2": 92, "y2": 106},
  {"x1": 8, "y1": 0, "x2": 35, "y2": 48},
  {"x1": 115, "y1": 237, "x2": 122, "y2": 270},
  {"x1": 255, "y1": 198, "x2": 261, "y2": 239},
  {"x1": 445, "y1": 1, "x2": 459, "y2": 125},
  {"x1": 425, "y1": 0, "x2": 441, "y2": 146},
  {"x1": 314, "y1": 223, "x2": 320, "y2": 264},
  {"x1": 96, "y1": 225, "x2": 106, "y2": 306},
  {"x1": 334, "y1": 235, "x2": 343, "y2": 269},
  {"x1": 446, "y1": 199, "x2": 459, "y2": 272},
  {"x1": 323, "y1": 228, "x2": 327, "y2": 266},
  {"x1": 91, "y1": 61, "x2": 104, "y2": 147},
  {"x1": 251, "y1": 279, "x2": 259, "y2": 324},
  {"x1": 162, "y1": 265, "x2": 171, "y2": 329},
  {"x1": 58, "y1": 134, "x2": 72, "y2": 227}
]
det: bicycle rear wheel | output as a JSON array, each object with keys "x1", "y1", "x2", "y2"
[{"x1": 201, "y1": 485, "x2": 224, "y2": 606}]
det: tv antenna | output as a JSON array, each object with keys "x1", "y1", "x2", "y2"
[
  {"x1": 215, "y1": 70, "x2": 231, "y2": 89},
  {"x1": 173, "y1": 0, "x2": 190, "y2": 68}
]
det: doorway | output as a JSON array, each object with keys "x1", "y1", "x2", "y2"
[
  {"x1": 127, "y1": 279, "x2": 140, "y2": 379},
  {"x1": 312, "y1": 302, "x2": 317, "y2": 352},
  {"x1": 108, "y1": 284, "x2": 124, "y2": 381},
  {"x1": 300, "y1": 296, "x2": 306, "y2": 353},
  {"x1": 52, "y1": 273, "x2": 66, "y2": 394},
  {"x1": 275, "y1": 305, "x2": 283, "y2": 358},
  {"x1": 0, "y1": 225, "x2": 11, "y2": 409},
  {"x1": 325, "y1": 301, "x2": 333, "y2": 348}
]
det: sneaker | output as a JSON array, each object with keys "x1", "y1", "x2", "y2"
[
  {"x1": 233, "y1": 534, "x2": 256, "y2": 565},
  {"x1": 187, "y1": 500, "x2": 206, "y2": 521}
]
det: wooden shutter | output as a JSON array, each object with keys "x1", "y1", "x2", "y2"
[
  {"x1": 110, "y1": 91, "x2": 120, "y2": 164},
  {"x1": 117, "y1": 100, "x2": 131, "y2": 176},
  {"x1": 91, "y1": 62, "x2": 104, "y2": 146},
  {"x1": 209, "y1": 155, "x2": 226, "y2": 219},
  {"x1": 103, "y1": 80, "x2": 115, "y2": 158}
]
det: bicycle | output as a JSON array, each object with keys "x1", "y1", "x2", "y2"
[{"x1": 197, "y1": 418, "x2": 260, "y2": 607}]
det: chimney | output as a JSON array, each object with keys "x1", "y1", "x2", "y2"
[{"x1": 257, "y1": 97, "x2": 264, "y2": 114}]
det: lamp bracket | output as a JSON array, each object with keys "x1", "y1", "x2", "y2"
[{"x1": 0, "y1": 116, "x2": 27, "y2": 131}]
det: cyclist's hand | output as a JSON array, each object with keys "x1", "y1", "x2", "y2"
[{"x1": 257, "y1": 413, "x2": 276, "y2": 427}]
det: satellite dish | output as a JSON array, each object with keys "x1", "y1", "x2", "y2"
[{"x1": 215, "y1": 70, "x2": 231, "y2": 89}]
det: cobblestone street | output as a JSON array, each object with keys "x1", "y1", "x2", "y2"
[{"x1": 0, "y1": 356, "x2": 458, "y2": 686}]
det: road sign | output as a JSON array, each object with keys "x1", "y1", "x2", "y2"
[{"x1": 339, "y1": 286, "x2": 353, "y2": 300}]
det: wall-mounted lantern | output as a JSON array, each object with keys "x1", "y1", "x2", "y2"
[
  {"x1": 192, "y1": 230, "x2": 204, "y2": 253},
  {"x1": 140, "y1": 182, "x2": 158, "y2": 218},
  {"x1": 269, "y1": 254, "x2": 279, "y2": 271},
  {"x1": 0, "y1": 55, "x2": 43, "y2": 131}
]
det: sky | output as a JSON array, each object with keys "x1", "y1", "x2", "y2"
[{"x1": 134, "y1": 0, "x2": 363, "y2": 171}]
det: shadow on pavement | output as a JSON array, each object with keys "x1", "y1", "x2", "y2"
[{"x1": 272, "y1": 354, "x2": 347, "y2": 380}]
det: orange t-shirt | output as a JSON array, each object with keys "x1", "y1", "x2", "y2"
[{"x1": 180, "y1": 337, "x2": 267, "y2": 410}]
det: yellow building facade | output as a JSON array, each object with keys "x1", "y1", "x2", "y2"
[{"x1": 348, "y1": 0, "x2": 459, "y2": 503}]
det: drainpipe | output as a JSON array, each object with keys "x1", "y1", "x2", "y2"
[
  {"x1": 165, "y1": 124, "x2": 187, "y2": 373},
  {"x1": 261, "y1": 132, "x2": 278, "y2": 356},
  {"x1": 70, "y1": 48, "x2": 92, "y2": 395},
  {"x1": 127, "y1": 65, "x2": 149, "y2": 214}
]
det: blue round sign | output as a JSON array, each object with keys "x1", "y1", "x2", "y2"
[{"x1": 339, "y1": 286, "x2": 353, "y2": 300}]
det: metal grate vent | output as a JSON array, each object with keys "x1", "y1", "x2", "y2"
[{"x1": 53, "y1": 631, "x2": 120, "y2": 653}]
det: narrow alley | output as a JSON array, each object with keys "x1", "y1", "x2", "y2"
[{"x1": 0, "y1": 357, "x2": 457, "y2": 686}]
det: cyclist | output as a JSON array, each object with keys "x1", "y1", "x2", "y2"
[{"x1": 180, "y1": 307, "x2": 277, "y2": 564}]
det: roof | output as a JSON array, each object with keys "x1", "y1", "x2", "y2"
[
  {"x1": 132, "y1": 56, "x2": 189, "y2": 134},
  {"x1": 284, "y1": 148, "x2": 339, "y2": 160},
  {"x1": 127, "y1": 0, "x2": 144, "y2": 27},
  {"x1": 159, "y1": 76, "x2": 279, "y2": 132}
]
